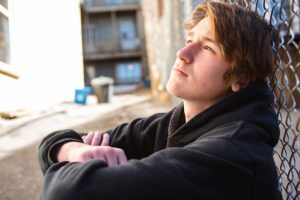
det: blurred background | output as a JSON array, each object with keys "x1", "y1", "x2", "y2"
[
  {"x1": 0, "y1": 0, "x2": 199, "y2": 112},
  {"x1": 0, "y1": 0, "x2": 299, "y2": 199},
  {"x1": 1, "y1": 0, "x2": 299, "y2": 111}
]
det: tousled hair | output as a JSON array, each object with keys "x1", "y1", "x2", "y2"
[{"x1": 185, "y1": 1, "x2": 276, "y2": 85}]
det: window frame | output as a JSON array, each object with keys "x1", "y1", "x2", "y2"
[{"x1": 0, "y1": 1, "x2": 18, "y2": 79}]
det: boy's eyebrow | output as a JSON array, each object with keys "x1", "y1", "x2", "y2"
[
  {"x1": 201, "y1": 36, "x2": 216, "y2": 44},
  {"x1": 187, "y1": 31, "x2": 217, "y2": 44}
]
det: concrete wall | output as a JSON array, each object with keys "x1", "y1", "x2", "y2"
[
  {"x1": 0, "y1": 0, "x2": 84, "y2": 111},
  {"x1": 142, "y1": 0, "x2": 193, "y2": 103}
]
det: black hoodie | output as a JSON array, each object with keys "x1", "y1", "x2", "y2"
[{"x1": 38, "y1": 80, "x2": 282, "y2": 200}]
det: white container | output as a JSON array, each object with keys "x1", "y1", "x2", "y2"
[{"x1": 91, "y1": 76, "x2": 114, "y2": 103}]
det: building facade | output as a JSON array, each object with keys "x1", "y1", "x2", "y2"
[{"x1": 81, "y1": 0, "x2": 148, "y2": 90}]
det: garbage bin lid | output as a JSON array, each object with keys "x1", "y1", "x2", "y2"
[{"x1": 91, "y1": 76, "x2": 114, "y2": 85}]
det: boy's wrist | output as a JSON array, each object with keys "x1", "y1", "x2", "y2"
[{"x1": 56, "y1": 141, "x2": 84, "y2": 162}]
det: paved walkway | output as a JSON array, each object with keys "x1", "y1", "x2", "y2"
[
  {"x1": 0, "y1": 90, "x2": 152, "y2": 159},
  {"x1": 0, "y1": 91, "x2": 172, "y2": 200}
]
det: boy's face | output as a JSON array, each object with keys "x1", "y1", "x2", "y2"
[{"x1": 167, "y1": 17, "x2": 234, "y2": 107}]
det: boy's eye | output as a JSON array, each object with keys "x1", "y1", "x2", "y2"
[{"x1": 203, "y1": 46, "x2": 215, "y2": 53}]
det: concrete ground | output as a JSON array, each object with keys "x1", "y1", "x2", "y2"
[{"x1": 0, "y1": 91, "x2": 172, "y2": 200}]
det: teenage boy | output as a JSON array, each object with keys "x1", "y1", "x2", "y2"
[{"x1": 38, "y1": 2, "x2": 282, "y2": 199}]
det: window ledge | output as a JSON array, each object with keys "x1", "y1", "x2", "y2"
[{"x1": 0, "y1": 62, "x2": 19, "y2": 79}]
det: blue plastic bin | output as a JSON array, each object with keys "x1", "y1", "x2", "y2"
[{"x1": 74, "y1": 86, "x2": 91, "y2": 105}]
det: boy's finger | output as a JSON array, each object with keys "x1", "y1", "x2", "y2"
[
  {"x1": 101, "y1": 133, "x2": 110, "y2": 146},
  {"x1": 117, "y1": 152, "x2": 128, "y2": 165},
  {"x1": 91, "y1": 132, "x2": 102, "y2": 146},
  {"x1": 84, "y1": 131, "x2": 94, "y2": 144}
]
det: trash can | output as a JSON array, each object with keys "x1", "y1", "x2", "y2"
[{"x1": 91, "y1": 76, "x2": 114, "y2": 103}]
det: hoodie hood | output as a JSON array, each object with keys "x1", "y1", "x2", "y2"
[{"x1": 168, "y1": 80, "x2": 279, "y2": 147}]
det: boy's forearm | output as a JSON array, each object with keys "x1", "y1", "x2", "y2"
[{"x1": 56, "y1": 141, "x2": 84, "y2": 162}]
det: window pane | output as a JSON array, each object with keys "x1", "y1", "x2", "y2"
[
  {"x1": 0, "y1": 0, "x2": 8, "y2": 9},
  {"x1": 0, "y1": 13, "x2": 10, "y2": 63},
  {"x1": 116, "y1": 62, "x2": 142, "y2": 84}
]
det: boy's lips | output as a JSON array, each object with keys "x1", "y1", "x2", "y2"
[{"x1": 174, "y1": 68, "x2": 188, "y2": 77}]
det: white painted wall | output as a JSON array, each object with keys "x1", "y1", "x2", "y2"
[{"x1": 0, "y1": 0, "x2": 84, "y2": 111}]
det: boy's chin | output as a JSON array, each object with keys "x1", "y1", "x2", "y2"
[{"x1": 166, "y1": 83, "x2": 183, "y2": 99}]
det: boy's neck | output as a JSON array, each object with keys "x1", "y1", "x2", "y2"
[{"x1": 183, "y1": 100, "x2": 211, "y2": 122}]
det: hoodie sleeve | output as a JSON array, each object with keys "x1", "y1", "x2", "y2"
[
  {"x1": 38, "y1": 112, "x2": 172, "y2": 174},
  {"x1": 38, "y1": 129, "x2": 83, "y2": 174},
  {"x1": 40, "y1": 138, "x2": 258, "y2": 200}
]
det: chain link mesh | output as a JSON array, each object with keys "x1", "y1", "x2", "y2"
[{"x1": 226, "y1": 0, "x2": 300, "y2": 199}]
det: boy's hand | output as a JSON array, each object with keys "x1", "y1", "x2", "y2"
[
  {"x1": 56, "y1": 142, "x2": 128, "y2": 166},
  {"x1": 56, "y1": 132, "x2": 128, "y2": 166},
  {"x1": 82, "y1": 131, "x2": 110, "y2": 146}
]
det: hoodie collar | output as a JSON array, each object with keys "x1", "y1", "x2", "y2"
[{"x1": 167, "y1": 80, "x2": 279, "y2": 147}]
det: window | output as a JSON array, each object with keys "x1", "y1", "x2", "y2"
[
  {"x1": 0, "y1": 0, "x2": 7, "y2": 9},
  {"x1": 116, "y1": 62, "x2": 142, "y2": 84},
  {"x1": 0, "y1": 0, "x2": 16, "y2": 79},
  {"x1": 0, "y1": 0, "x2": 10, "y2": 64}
]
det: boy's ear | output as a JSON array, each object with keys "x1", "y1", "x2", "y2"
[{"x1": 231, "y1": 82, "x2": 241, "y2": 92}]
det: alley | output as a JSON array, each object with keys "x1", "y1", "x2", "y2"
[{"x1": 0, "y1": 97, "x2": 172, "y2": 200}]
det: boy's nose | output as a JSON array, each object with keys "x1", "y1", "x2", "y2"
[{"x1": 177, "y1": 45, "x2": 193, "y2": 64}]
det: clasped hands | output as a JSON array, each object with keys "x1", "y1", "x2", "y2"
[{"x1": 56, "y1": 131, "x2": 128, "y2": 166}]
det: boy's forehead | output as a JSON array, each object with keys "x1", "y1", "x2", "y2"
[{"x1": 186, "y1": 18, "x2": 215, "y2": 40}]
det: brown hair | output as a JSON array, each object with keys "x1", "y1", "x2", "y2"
[{"x1": 185, "y1": 1, "x2": 276, "y2": 85}]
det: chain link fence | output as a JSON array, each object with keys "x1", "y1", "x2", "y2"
[{"x1": 226, "y1": 0, "x2": 300, "y2": 199}]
